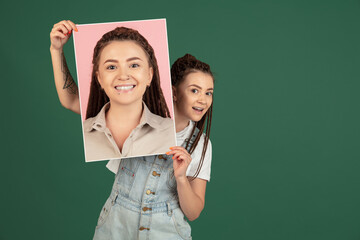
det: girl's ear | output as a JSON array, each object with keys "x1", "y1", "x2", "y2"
[{"x1": 172, "y1": 86, "x2": 177, "y2": 102}]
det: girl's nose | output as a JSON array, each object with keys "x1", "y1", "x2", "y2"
[{"x1": 197, "y1": 94, "x2": 206, "y2": 105}]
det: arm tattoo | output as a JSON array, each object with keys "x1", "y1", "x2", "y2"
[{"x1": 61, "y1": 52, "x2": 78, "y2": 95}]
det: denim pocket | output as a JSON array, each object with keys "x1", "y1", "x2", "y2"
[
  {"x1": 96, "y1": 197, "x2": 113, "y2": 229},
  {"x1": 117, "y1": 160, "x2": 139, "y2": 197},
  {"x1": 171, "y1": 208, "x2": 192, "y2": 240}
]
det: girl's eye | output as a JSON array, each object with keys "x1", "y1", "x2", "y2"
[
  {"x1": 106, "y1": 65, "x2": 116, "y2": 70},
  {"x1": 206, "y1": 92, "x2": 213, "y2": 96},
  {"x1": 130, "y1": 63, "x2": 140, "y2": 68},
  {"x1": 191, "y1": 89, "x2": 199, "y2": 94}
]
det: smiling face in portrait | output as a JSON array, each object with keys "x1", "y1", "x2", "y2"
[
  {"x1": 174, "y1": 71, "x2": 214, "y2": 122},
  {"x1": 96, "y1": 40, "x2": 153, "y2": 106}
]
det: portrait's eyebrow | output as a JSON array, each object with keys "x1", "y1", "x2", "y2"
[
  {"x1": 127, "y1": 57, "x2": 143, "y2": 62},
  {"x1": 103, "y1": 57, "x2": 143, "y2": 64},
  {"x1": 104, "y1": 59, "x2": 118, "y2": 64},
  {"x1": 188, "y1": 84, "x2": 214, "y2": 91}
]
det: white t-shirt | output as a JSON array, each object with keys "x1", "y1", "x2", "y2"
[{"x1": 106, "y1": 121, "x2": 212, "y2": 181}]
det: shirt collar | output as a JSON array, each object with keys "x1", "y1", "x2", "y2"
[
  {"x1": 138, "y1": 103, "x2": 168, "y2": 130},
  {"x1": 85, "y1": 102, "x2": 109, "y2": 132},
  {"x1": 85, "y1": 102, "x2": 168, "y2": 132}
]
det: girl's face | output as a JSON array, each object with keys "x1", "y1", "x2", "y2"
[
  {"x1": 174, "y1": 71, "x2": 214, "y2": 122},
  {"x1": 96, "y1": 40, "x2": 153, "y2": 106}
]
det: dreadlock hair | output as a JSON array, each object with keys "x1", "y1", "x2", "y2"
[
  {"x1": 86, "y1": 27, "x2": 170, "y2": 119},
  {"x1": 171, "y1": 53, "x2": 214, "y2": 181}
]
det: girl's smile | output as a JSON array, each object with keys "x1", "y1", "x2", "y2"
[
  {"x1": 96, "y1": 40, "x2": 153, "y2": 106},
  {"x1": 192, "y1": 106, "x2": 205, "y2": 114}
]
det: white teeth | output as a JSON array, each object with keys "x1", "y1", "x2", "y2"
[
  {"x1": 115, "y1": 85, "x2": 134, "y2": 90},
  {"x1": 193, "y1": 107, "x2": 203, "y2": 111}
]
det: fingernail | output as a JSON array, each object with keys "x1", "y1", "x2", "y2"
[
  {"x1": 169, "y1": 147, "x2": 174, "y2": 150},
  {"x1": 166, "y1": 152, "x2": 170, "y2": 155},
  {"x1": 75, "y1": 28, "x2": 78, "y2": 32},
  {"x1": 68, "y1": 31, "x2": 71, "y2": 34}
]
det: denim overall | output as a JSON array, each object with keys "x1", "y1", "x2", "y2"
[{"x1": 93, "y1": 131, "x2": 198, "y2": 240}]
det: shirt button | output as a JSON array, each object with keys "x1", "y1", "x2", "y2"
[{"x1": 152, "y1": 171, "x2": 160, "y2": 177}]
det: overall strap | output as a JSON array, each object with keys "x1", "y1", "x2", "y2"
[{"x1": 182, "y1": 127, "x2": 200, "y2": 152}]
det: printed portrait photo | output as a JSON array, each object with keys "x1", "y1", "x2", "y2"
[{"x1": 73, "y1": 19, "x2": 176, "y2": 162}]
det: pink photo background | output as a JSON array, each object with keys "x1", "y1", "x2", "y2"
[{"x1": 73, "y1": 19, "x2": 173, "y2": 121}]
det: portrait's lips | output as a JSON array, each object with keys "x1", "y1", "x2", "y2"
[
  {"x1": 114, "y1": 84, "x2": 136, "y2": 92},
  {"x1": 192, "y1": 106, "x2": 204, "y2": 114}
]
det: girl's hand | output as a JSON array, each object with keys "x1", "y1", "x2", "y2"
[
  {"x1": 166, "y1": 146, "x2": 192, "y2": 180},
  {"x1": 50, "y1": 20, "x2": 78, "y2": 51}
]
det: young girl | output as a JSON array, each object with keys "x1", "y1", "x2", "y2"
[{"x1": 50, "y1": 20, "x2": 214, "y2": 239}]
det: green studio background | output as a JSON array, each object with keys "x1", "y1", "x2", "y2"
[{"x1": 1, "y1": 0, "x2": 360, "y2": 239}]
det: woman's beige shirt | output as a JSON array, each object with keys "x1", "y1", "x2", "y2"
[{"x1": 82, "y1": 102, "x2": 176, "y2": 162}]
